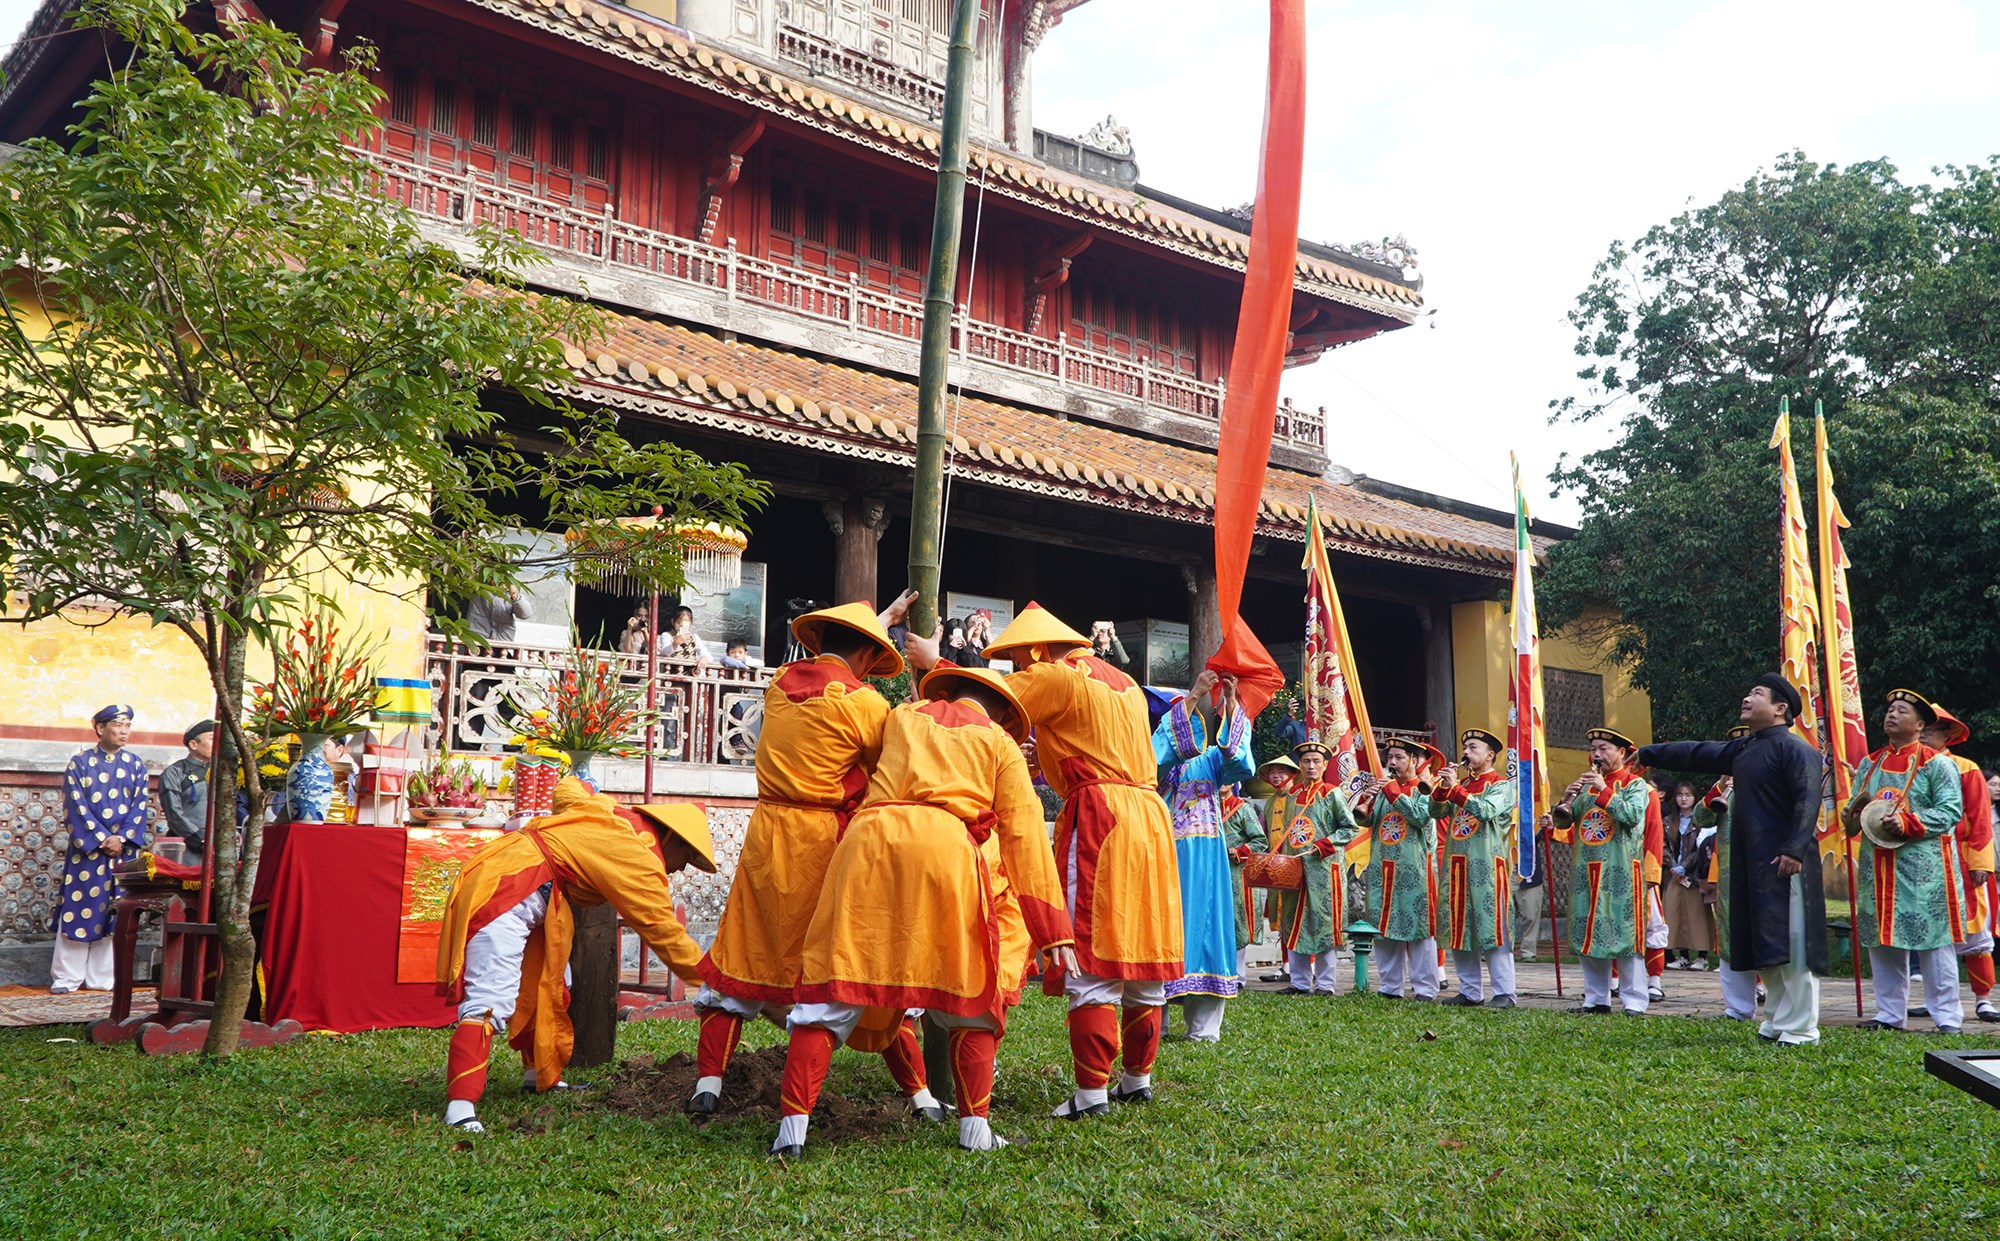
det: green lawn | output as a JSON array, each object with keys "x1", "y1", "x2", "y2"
[{"x1": 3, "y1": 993, "x2": 1997, "y2": 1240}]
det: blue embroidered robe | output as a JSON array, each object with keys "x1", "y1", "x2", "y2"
[
  {"x1": 1153, "y1": 697, "x2": 1255, "y2": 999},
  {"x1": 57, "y1": 746, "x2": 150, "y2": 943}
]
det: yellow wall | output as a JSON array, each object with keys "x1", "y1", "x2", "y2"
[
  {"x1": 1450, "y1": 600, "x2": 1651, "y2": 790},
  {"x1": 1, "y1": 283, "x2": 428, "y2": 743},
  {"x1": 0, "y1": 587, "x2": 426, "y2": 744}
]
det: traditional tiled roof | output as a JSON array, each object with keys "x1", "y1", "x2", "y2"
[
  {"x1": 558, "y1": 310, "x2": 1527, "y2": 577},
  {"x1": 459, "y1": 0, "x2": 1422, "y2": 322}
]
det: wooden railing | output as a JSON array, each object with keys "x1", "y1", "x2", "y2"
[
  {"x1": 423, "y1": 636, "x2": 770, "y2": 768},
  {"x1": 350, "y1": 147, "x2": 1325, "y2": 453}
]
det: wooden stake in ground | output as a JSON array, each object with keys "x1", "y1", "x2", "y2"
[{"x1": 567, "y1": 904, "x2": 621, "y2": 1068}]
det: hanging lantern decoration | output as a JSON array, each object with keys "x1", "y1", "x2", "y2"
[
  {"x1": 677, "y1": 521, "x2": 749, "y2": 596},
  {"x1": 565, "y1": 513, "x2": 748, "y2": 597}
]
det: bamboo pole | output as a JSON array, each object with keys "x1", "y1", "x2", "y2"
[
  {"x1": 906, "y1": 0, "x2": 980, "y2": 1104},
  {"x1": 903, "y1": 0, "x2": 978, "y2": 636}
]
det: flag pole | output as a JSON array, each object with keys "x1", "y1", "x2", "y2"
[{"x1": 1813, "y1": 403, "x2": 1866, "y2": 1015}]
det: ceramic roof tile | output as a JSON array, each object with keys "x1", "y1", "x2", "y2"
[{"x1": 560, "y1": 312, "x2": 1524, "y2": 575}]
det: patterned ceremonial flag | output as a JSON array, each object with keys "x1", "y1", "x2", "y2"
[
  {"x1": 1508, "y1": 456, "x2": 1549, "y2": 881},
  {"x1": 1814, "y1": 404, "x2": 1868, "y2": 830},
  {"x1": 1770, "y1": 401, "x2": 1837, "y2": 847},
  {"x1": 1301, "y1": 495, "x2": 1380, "y2": 793}
]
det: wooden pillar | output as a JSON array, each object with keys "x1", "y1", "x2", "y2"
[
  {"x1": 825, "y1": 496, "x2": 890, "y2": 607},
  {"x1": 1421, "y1": 602, "x2": 1456, "y2": 748},
  {"x1": 565, "y1": 903, "x2": 620, "y2": 1068},
  {"x1": 1184, "y1": 562, "x2": 1221, "y2": 679}
]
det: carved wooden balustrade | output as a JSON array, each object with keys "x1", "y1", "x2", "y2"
[
  {"x1": 350, "y1": 147, "x2": 1328, "y2": 453},
  {"x1": 423, "y1": 635, "x2": 769, "y2": 768}
]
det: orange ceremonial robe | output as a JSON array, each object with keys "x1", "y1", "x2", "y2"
[
  {"x1": 436, "y1": 797, "x2": 703, "y2": 1091},
  {"x1": 1949, "y1": 753, "x2": 1996, "y2": 933},
  {"x1": 1006, "y1": 651, "x2": 1182, "y2": 981},
  {"x1": 795, "y1": 699, "x2": 1075, "y2": 1021},
  {"x1": 699, "y1": 656, "x2": 890, "y2": 1003}
]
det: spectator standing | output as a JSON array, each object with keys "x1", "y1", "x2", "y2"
[
  {"x1": 51, "y1": 705, "x2": 150, "y2": 993},
  {"x1": 1089, "y1": 620, "x2": 1131, "y2": 670},
  {"x1": 160, "y1": 721, "x2": 216, "y2": 862},
  {"x1": 943, "y1": 617, "x2": 986, "y2": 669},
  {"x1": 616, "y1": 608, "x2": 649, "y2": 656},
  {"x1": 466, "y1": 586, "x2": 531, "y2": 644},
  {"x1": 657, "y1": 605, "x2": 705, "y2": 665},
  {"x1": 1662, "y1": 781, "x2": 1717, "y2": 969}
]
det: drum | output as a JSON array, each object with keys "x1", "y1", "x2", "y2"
[{"x1": 1244, "y1": 851, "x2": 1305, "y2": 891}]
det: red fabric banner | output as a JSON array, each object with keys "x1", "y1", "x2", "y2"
[
  {"x1": 1207, "y1": 0, "x2": 1307, "y2": 721},
  {"x1": 397, "y1": 827, "x2": 505, "y2": 983}
]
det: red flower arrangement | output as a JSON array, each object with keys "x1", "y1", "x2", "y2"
[
  {"x1": 511, "y1": 644, "x2": 656, "y2": 758},
  {"x1": 247, "y1": 610, "x2": 376, "y2": 738}
]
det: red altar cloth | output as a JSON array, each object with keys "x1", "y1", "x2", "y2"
[{"x1": 253, "y1": 823, "x2": 460, "y2": 1033}]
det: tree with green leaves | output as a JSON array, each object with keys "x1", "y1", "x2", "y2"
[
  {"x1": 1546, "y1": 151, "x2": 2000, "y2": 763},
  {"x1": 0, "y1": 1, "x2": 766, "y2": 1055}
]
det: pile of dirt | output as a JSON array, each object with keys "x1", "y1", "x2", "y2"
[{"x1": 598, "y1": 1045, "x2": 923, "y2": 1141}]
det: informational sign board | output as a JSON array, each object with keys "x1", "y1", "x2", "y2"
[{"x1": 1926, "y1": 1050, "x2": 2000, "y2": 1109}]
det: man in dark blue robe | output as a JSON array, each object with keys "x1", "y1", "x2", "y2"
[
  {"x1": 1637, "y1": 673, "x2": 1827, "y2": 1045},
  {"x1": 51, "y1": 704, "x2": 150, "y2": 993}
]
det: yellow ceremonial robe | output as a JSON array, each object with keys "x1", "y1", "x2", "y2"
[
  {"x1": 796, "y1": 699, "x2": 1074, "y2": 1021},
  {"x1": 437, "y1": 797, "x2": 703, "y2": 1091},
  {"x1": 699, "y1": 656, "x2": 890, "y2": 1003}
]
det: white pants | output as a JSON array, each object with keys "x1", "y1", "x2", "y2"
[
  {"x1": 50, "y1": 936, "x2": 115, "y2": 991},
  {"x1": 1376, "y1": 937, "x2": 1439, "y2": 999},
  {"x1": 1718, "y1": 962, "x2": 1760, "y2": 1020},
  {"x1": 457, "y1": 887, "x2": 550, "y2": 1031},
  {"x1": 1645, "y1": 888, "x2": 1669, "y2": 952},
  {"x1": 1756, "y1": 872, "x2": 1820, "y2": 1043},
  {"x1": 787, "y1": 1001, "x2": 991, "y2": 1041},
  {"x1": 1582, "y1": 954, "x2": 1649, "y2": 1014},
  {"x1": 1064, "y1": 971, "x2": 1165, "y2": 1010},
  {"x1": 692, "y1": 983, "x2": 770, "y2": 1020},
  {"x1": 1869, "y1": 944, "x2": 1964, "y2": 1029},
  {"x1": 1180, "y1": 995, "x2": 1226, "y2": 1041},
  {"x1": 1449, "y1": 946, "x2": 1514, "y2": 1002},
  {"x1": 1288, "y1": 950, "x2": 1339, "y2": 994}
]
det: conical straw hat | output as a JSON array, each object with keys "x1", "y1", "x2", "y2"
[
  {"x1": 791, "y1": 602, "x2": 904, "y2": 677},
  {"x1": 981, "y1": 601, "x2": 1088, "y2": 661}
]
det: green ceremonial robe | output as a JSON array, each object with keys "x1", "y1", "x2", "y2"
[
  {"x1": 1222, "y1": 795, "x2": 1271, "y2": 951},
  {"x1": 1360, "y1": 779, "x2": 1437, "y2": 944},
  {"x1": 1433, "y1": 769, "x2": 1517, "y2": 953},
  {"x1": 1557, "y1": 767, "x2": 1651, "y2": 959},
  {"x1": 1270, "y1": 782, "x2": 1357, "y2": 956},
  {"x1": 1851, "y1": 743, "x2": 1965, "y2": 952}
]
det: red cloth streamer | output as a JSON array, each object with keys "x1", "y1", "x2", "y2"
[{"x1": 1207, "y1": 0, "x2": 1307, "y2": 721}]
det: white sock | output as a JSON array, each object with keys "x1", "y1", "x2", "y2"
[
  {"x1": 444, "y1": 1099, "x2": 477, "y2": 1125},
  {"x1": 958, "y1": 1116, "x2": 1006, "y2": 1150},
  {"x1": 771, "y1": 1112, "x2": 810, "y2": 1152},
  {"x1": 1118, "y1": 1071, "x2": 1151, "y2": 1093},
  {"x1": 908, "y1": 1087, "x2": 940, "y2": 1111},
  {"x1": 1052, "y1": 1087, "x2": 1108, "y2": 1117},
  {"x1": 693, "y1": 1075, "x2": 722, "y2": 1097}
]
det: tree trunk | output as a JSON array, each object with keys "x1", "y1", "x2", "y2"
[
  {"x1": 565, "y1": 903, "x2": 620, "y2": 1067},
  {"x1": 203, "y1": 626, "x2": 254, "y2": 1058}
]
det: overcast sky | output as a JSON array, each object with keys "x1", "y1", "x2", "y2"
[{"x1": 6, "y1": 0, "x2": 1998, "y2": 521}]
